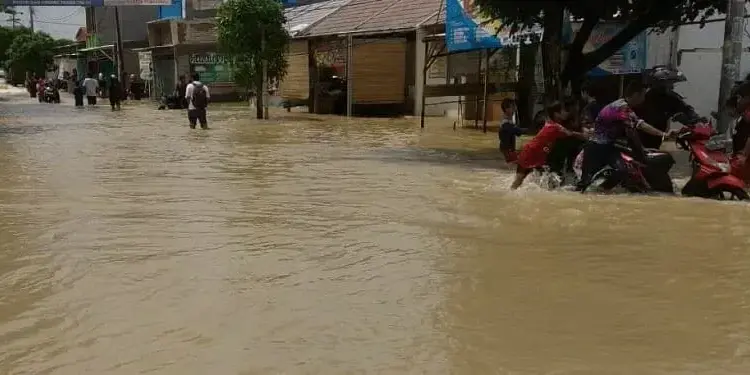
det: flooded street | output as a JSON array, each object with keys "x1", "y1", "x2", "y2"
[{"x1": 3, "y1": 93, "x2": 750, "y2": 374}]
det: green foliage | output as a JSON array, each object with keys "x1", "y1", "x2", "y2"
[
  {"x1": 476, "y1": 0, "x2": 726, "y2": 33},
  {"x1": 474, "y1": 0, "x2": 729, "y2": 86},
  {"x1": 5, "y1": 31, "x2": 57, "y2": 78},
  {"x1": 0, "y1": 26, "x2": 30, "y2": 63},
  {"x1": 216, "y1": 0, "x2": 290, "y2": 89}
]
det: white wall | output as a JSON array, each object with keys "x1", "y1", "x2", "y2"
[
  {"x1": 646, "y1": 29, "x2": 676, "y2": 68},
  {"x1": 414, "y1": 28, "x2": 461, "y2": 118},
  {"x1": 674, "y1": 10, "x2": 750, "y2": 117}
]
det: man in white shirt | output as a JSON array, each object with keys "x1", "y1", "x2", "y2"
[
  {"x1": 184, "y1": 73, "x2": 210, "y2": 129},
  {"x1": 82, "y1": 72, "x2": 99, "y2": 105}
]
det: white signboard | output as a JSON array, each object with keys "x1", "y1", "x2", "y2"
[
  {"x1": 138, "y1": 51, "x2": 153, "y2": 80},
  {"x1": 104, "y1": 0, "x2": 173, "y2": 5}
]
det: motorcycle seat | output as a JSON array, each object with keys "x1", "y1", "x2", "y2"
[{"x1": 645, "y1": 152, "x2": 675, "y2": 170}]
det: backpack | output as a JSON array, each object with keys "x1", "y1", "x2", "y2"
[{"x1": 191, "y1": 84, "x2": 208, "y2": 109}]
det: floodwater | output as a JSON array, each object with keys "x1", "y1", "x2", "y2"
[{"x1": 2, "y1": 91, "x2": 750, "y2": 375}]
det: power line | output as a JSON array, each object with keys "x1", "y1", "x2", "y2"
[
  {"x1": 36, "y1": 7, "x2": 82, "y2": 22},
  {"x1": 34, "y1": 19, "x2": 83, "y2": 26}
]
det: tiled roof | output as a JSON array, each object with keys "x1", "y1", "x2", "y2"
[
  {"x1": 302, "y1": 0, "x2": 445, "y2": 37},
  {"x1": 285, "y1": 0, "x2": 351, "y2": 36}
]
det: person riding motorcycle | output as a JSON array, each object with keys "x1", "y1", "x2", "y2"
[
  {"x1": 43, "y1": 81, "x2": 60, "y2": 103},
  {"x1": 634, "y1": 66, "x2": 699, "y2": 149},
  {"x1": 576, "y1": 81, "x2": 675, "y2": 192}
]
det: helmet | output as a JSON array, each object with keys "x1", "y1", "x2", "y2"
[{"x1": 645, "y1": 65, "x2": 687, "y2": 85}]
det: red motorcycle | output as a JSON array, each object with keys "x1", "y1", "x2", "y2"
[
  {"x1": 577, "y1": 141, "x2": 676, "y2": 194},
  {"x1": 676, "y1": 120, "x2": 749, "y2": 200}
]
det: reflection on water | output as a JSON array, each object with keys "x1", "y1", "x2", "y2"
[{"x1": 1, "y1": 94, "x2": 750, "y2": 374}]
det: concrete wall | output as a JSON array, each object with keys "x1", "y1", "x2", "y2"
[
  {"x1": 87, "y1": 7, "x2": 157, "y2": 44},
  {"x1": 675, "y1": 9, "x2": 750, "y2": 118},
  {"x1": 646, "y1": 29, "x2": 677, "y2": 68}
]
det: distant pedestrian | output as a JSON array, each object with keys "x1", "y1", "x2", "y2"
[
  {"x1": 36, "y1": 77, "x2": 45, "y2": 103},
  {"x1": 498, "y1": 98, "x2": 525, "y2": 163},
  {"x1": 108, "y1": 74, "x2": 122, "y2": 111},
  {"x1": 73, "y1": 80, "x2": 85, "y2": 107},
  {"x1": 185, "y1": 73, "x2": 210, "y2": 129},
  {"x1": 83, "y1": 73, "x2": 99, "y2": 105},
  {"x1": 175, "y1": 75, "x2": 187, "y2": 108},
  {"x1": 98, "y1": 72, "x2": 107, "y2": 98}
]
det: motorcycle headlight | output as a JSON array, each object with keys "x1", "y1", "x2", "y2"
[
  {"x1": 714, "y1": 161, "x2": 731, "y2": 173},
  {"x1": 705, "y1": 137, "x2": 729, "y2": 151}
]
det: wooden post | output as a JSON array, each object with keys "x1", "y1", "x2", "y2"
[
  {"x1": 420, "y1": 40, "x2": 428, "y2": 128},
  {"x1": 261, "y1": 28, "x2": 269, "y2": 119},
  {"x1": 482, "y1": 48, "x2": 490, "y2": 133},
  {"x1": 346, "y1": 34, "x2": 353, "y2": 117},
  {"x1": 474, "y1": 50, "x2": 482, "y2": 129}
]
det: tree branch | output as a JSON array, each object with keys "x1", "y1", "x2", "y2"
[
  {"x1": 575, "y1": 19, "x2": 650, "y2": 76},
  {"x1": 561, "y1": 15, "x2": 598, "y2": 84}
]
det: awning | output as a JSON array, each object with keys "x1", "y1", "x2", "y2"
[
  {"x1": 78, "y1": 44, "x2": 115, "y2": 61},
  {"x1": 78, "y1": 44, "x2": 115, "y2": 53},
  {"x1": 132, "y1": 44, "x2": 176, "y2": 52}
]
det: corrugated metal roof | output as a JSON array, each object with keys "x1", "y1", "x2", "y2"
[
  {"x1": 302, "y1": 0, "x2": 444, "y2": 37},
  {"x1": 285, "y1": 0, "x2": 351, "y2": 37}
]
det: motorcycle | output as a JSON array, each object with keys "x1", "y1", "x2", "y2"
[
  {"x1": 676, "y1": 120, "x2": 749, "y2": 200},
  {"x1": 576, "y1": 141, "x2": 676, "y2": 194},
  {"x1": 43, "y1": 85, "x2": 60, "y2": 103}
]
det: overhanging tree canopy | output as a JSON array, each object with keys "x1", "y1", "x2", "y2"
[
  {"x1": 474, "y1": 0, "x2": 730, "y2": 98},
  {"x1": 216, "y1": 0, "x2": 289, "y2": 119},
  {"x1": 5, "y1": 31, "x2": 57, "y2": 79}
]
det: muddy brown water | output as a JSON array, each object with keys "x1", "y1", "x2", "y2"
[{"x1": 2, "y1": 93, "x2": 750, "y2": 374}]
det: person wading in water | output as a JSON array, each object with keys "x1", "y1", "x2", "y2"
[{"x1": 184, "y1": 73, "x2": 210, "y2": 129}]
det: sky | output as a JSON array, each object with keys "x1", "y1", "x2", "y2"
[{"x1": 1, "y1": 6, "x2": 85, "y2": 40}]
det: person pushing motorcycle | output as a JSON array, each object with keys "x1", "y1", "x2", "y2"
[
  {"x1": 576, "y1": 81, "x2": 677, "y2": 192},
  {"x1": 729, "y1": 81, "x2": 750, "y2": 182},
  {"x1": 635, "y1": 66, "x2": 699, "y2": 149}
]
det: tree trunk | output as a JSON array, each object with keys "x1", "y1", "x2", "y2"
[
  {"x1": 561, "y1": 16, "x2": 598, "y2": 89},
  {"x1": 516, "y1": 44, "x2": 537, "y2": 129},
  {"x1": 564, "y1": 20, "x2": 650, "y2": 85},
  {"x1": 541, "y1": 4, "x2": 564, "y2": 103},
  {"x1": 255, "y1": 73, "x2": 264, "y2": 119}
]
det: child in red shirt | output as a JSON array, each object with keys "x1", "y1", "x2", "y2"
[{"x1": 511, "y1": 100, "x2": 588, "y2": 189}]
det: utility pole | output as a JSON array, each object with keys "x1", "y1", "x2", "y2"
[
  {"x1": 346, "y1": 34, "x2": 353, "y2": 117},
  {"x1": 28, "y1": 6, "x2": 34, "y2": 32},
  {"x1": 114, "y1": 7, "x2": 125, "y2": 79},
  {"x1": 261, "y1": 28, "x2": 269, "y2": 119},
  {"x1": 717, "y1": 0, "x2": 745, "y2": 137},
  {"x1": 10, "y1": 8, "x2": 19, "y2": 30}
]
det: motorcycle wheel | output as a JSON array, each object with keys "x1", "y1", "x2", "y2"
[
  {"x1": 711, "y1": 187, "x2": 750, "y2": 201},
  {"x1": 583, "y1": 167, "x2": 620, "y2": 193}
]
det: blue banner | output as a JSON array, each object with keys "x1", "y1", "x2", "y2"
[{"x1": 445, "y1": 0, "x2": 502, "y2": 52}]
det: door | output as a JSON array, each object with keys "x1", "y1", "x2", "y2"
[
  {"x1": 352, "y1": 38, "x2": 407, "y2": 104},
  {"x1": 153, "y1": 57, "x2": 175, "y2": 99}
]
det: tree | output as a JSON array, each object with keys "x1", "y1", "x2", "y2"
[
  {"x1": 217, "y1": 0, "x2": 289, "y2": 119},
  {"x1": 475, "y1": 0, "x2": 728, "y2": 101},
  {"x1": 5, "y1": 31, "x2": 56, "y2": 80},
  {"x1": 0, "y1": 26, "x2": 30, "y2": 63}
]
